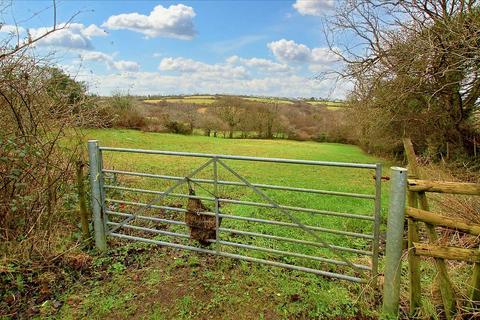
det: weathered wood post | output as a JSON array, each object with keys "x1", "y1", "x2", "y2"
[
  {"x1": 88, "y1": 140, "x2": 107, "y2": 251},
  {"x1": 383, "y1": 167, "x2": 408, "y2": 317},
  {"x1": 470, "y1": 246, "x2": 480, "y2": 308},
  {"x1": 76, "y1": 160, "x2": 90, "y2": 241},
  {"x1": 403, "y1": 138, "x2": 456, "y2": 318}
]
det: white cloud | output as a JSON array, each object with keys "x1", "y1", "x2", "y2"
[
  {"x1": 268, "y1": 39, "x2": 339, "y2": 69},
  {"x1": 310, "y1": 47, "x2": 337, "y2": 64},
  {"x1": 67, "y1": 55, "x2": 349, "y2": 98},
  {"x1": 0, "y1": 24, "x2": 25, "y2": 34},
  {"x1": 102, "y1": 4, "x2": 196, "y2": 39},
  {"x1": 226, "y1": 55, "x2": 291, "y2": 73},
  {"x1": 77, "y1": 70, "x2": 350, "y2": 99},
  {"x1": 293, "y1": 0, "x2": 334, "y2": 16},
  {"x1": 28, "y1": 23, "x2": 107, "y2": 49},
  {"x1": 80, "y1": 51, "x2": 139, "y2": 72},
  {"x1": 113, "y1": 60, "x2": 140, "y2": 72},
  {"x1": 159, "y1": 57, "x2": 247, "y2": 78},
  {"x1": 82, "y1": 24, "x2": 108, "y2": 38},
  {"x1": 268, "y1": 39, "x2": 311, "y2": 63}
]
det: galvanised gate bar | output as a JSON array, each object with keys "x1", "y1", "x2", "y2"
[{"x1": 88, "y1": 140, "x2": 382, "y2": 284}]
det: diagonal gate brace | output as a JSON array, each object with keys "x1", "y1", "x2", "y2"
[
  {"x1": 217, "y1": 159, "x2": 365, "y2": 275},
  {"x1": 108, "y1": 158, "x2": 214, "y2": 234}
]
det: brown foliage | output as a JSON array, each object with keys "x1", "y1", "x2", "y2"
[
  {"x1": 113, "y1": 108, "x2": 146, "y2": 129},
  {"x1": 0, "y1": 52, "x2": 96, "y2": 260}
]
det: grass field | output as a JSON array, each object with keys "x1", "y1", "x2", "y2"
[
  {"x1": 142, "y1": 96, "x2": 347, "y2": 110},
  {"x1": 144, "y1": 97, "x2": 216, "y2": 105},
  {"x1": 243, "y1": 97, "x2": 294, "y2": 104},
  {"x1": 57, "y1": 129, "x2": 388, "y2": 319},
  {"x1": 143, "y1": 96, "x2": 296, "y2": 105},
  {"x1": 306, "y1": 101, "x2": 347, "y2": 110}
]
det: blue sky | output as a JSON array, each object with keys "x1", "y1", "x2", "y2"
[{"x1": 3, "y1": 0, "x2": 350, "y2": 98}]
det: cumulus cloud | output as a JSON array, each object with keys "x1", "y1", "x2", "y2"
[
  {"x1": 268, "y1": 39, "x2": 311, "y2": 63},
  {"x1": 80, "y1": 51, "x2": 140, "y2": 72},
  {"x1": 293, "y1": 0, "x2": 334, "y2": 16},
  {"x1": 67, "y1": 54, "x2": 350, "y2": 98},
  {"x1": 226, "y1": 55, "x2": 291, "y2": 73},
  {"x1": 159, "y1": 57, "x2": 247, "y2": 78},
  {"x1": 113, "y1": 60, "x2": 140, "y2": 72},
  {"x1": 102, "y1": 4, "x2": 196, "y2": 39},
  {"x1": 82, "y1": 24, "x2": 108, "y2": 38},
  {"x1": 268, "y1": 39, "x2": 338, "y2": 66},
  {"x1": 77, "y1": 70, "x2": 350, "y2": 99},
  {"x1": 27, "y1": 23, "x2": 107, "y2": 49}
]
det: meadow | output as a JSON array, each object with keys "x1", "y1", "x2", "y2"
[
  {"x1": 306, "y1": 100, "x2": 347, "y2": 110},
  {"x1": 56, "y1": 129, "x2": 388, "y2": 319},
  {"x1": 242, "y1": 97, "x2": 294, "y2": 104},
  {"x1": 143, "y1": 96, "x2": 217, "y2": 104},
  {"x1": 142, "y1": 95, "x2": 344, "y2": 107}
]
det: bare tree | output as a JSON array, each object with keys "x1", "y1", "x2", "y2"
[
  {"x1": 178, "y1": 104, "x2": 198, "y2": 133},
  {"x1": 212, "y1": 96, "x2": 244, "y2": 138},
  {"x1": 326, "y1": 0, "x2": 480, "y2": 157}
]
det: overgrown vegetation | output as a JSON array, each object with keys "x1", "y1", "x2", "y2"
[
  {"x1": 0, "y1": 6, "x2": 106, "y2": 317},
  {"x1": 0, "y1": 55, "x2": 94, "y2": 259},
  {"x1": 329, "y1": 0, "x2": 480, "y2": 164}
]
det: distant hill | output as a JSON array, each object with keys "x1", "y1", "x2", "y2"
[{"x1": 142, "y1": 94, "x2": 346, "y2": 109}]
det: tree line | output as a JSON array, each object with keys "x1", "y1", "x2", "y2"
[{"x1": 102, "y1": 95, "x2": 351, "y2": 143}]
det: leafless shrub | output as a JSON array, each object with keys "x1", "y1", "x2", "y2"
[
  {"x1": 0, "y1": 3, "x2": 98, "y2": 261},
  {"x1": 416, "y1": 163, "x2": 480, "y2": 249}
]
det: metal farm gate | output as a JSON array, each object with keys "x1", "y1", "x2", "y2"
[{"x1": 87, "y1": 140, "x2": 382, "y2": 283}]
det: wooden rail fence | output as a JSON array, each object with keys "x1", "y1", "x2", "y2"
[{"x1": 403, "y1": 138, "x2": 480, "y2": 319}]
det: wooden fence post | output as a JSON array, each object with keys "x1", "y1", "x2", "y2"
[
  {"x1": 403, "y1": 138, "x2": 456, "y2": 319},
  {"x1": 76, "y1": 161, "x2": 90, "y2": 241},
  {"x1": 403, "y1": 138, "x2": 422, "y2": 315},
  {"x1": 407, "y1": 190, "x2": 422, "y2": 315},
  {"x1": 470, "y1": 256, "x2": 480, "y2": 307}
]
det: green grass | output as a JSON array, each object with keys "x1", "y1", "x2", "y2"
[
  {"x1": 144, "y1": 97, "x2": 216, "y2": 104},
  {"x1": 306, "y1": 100, "x2": 347, "y2": 110},
  {"x1": 143, "y1": 95, "x2": 347, "y2": 108},
  {"x1": 59, "y1": 129, "x2": 389, "y2": 318},
  {"x1": 87, "y1": 129, "x2": 388, "y2": 271},
  {"x1": 143, "y1": 95, "x2": 296, "y2": 105}
]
